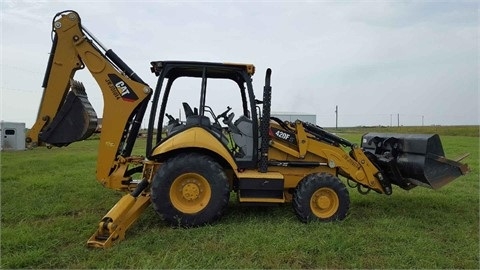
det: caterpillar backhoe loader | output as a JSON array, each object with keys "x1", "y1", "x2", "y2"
[{"x1": 26, "y1": 11, "x2": 469, "y2": 248}]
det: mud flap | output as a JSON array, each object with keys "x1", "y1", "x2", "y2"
[
  {"x1": 361, "y1": 133, "x2": 469, "y2": 190},
  {"x1": 39, "y1": 80, "x2": 98, "y2": 147}
]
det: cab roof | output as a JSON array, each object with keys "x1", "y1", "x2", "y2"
[{"x1": 150, "y1": 61, "x2": 255, "y2": 79}]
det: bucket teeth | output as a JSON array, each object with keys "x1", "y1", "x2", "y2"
[{"x1": 70, "y1": 79, "x2": 87, "y2": 96}]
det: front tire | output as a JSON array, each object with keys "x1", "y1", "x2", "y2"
[
  {"x1": 151, "y1": 153, "x2": 230, "y2": 227},
  {"x1": 293, "y1": 173, "x2": 350, "y2": 222}
]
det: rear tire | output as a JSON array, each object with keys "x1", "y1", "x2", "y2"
[
  {"x1": 293, "y1": 173, "x2": 350, "y2": 222},
  {"x1": 151, "y1": 153, "x2": 230, "y2": 227}
]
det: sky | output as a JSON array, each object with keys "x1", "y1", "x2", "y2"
[{"x1": 1, "y1": 0, "x2": 478, "y2": 128}]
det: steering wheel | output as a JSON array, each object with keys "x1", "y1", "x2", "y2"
[
  {"x1": 216, "y1": 106, "x2": 241, "y2": 134},
  {"x1": 165, "y1": 113, "x2": 176, "y2": 123},
  {"x1": 216, "y1": 106, "x2": 232, "y2": 122}
]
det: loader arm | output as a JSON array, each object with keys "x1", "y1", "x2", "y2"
[
  {"x1": 270, "y1": 120, "x2": 389, "y2": 194},
  {"x1": 271, "y1": 120, "x2": 467, "y2": 194},
  {"x1": 26, "y1": 11, "x2": 151, "y2": 189}
]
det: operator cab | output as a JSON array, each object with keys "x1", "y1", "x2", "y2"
[{"x1": 148, "y1": 61, "x2": 259, "y2": 168}]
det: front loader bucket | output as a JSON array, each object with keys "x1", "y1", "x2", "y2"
[
  {"x1": 39, "y1": 81, "x2": 98, "y2": 147},
  {"x1": 361, "y1": 133, "x2": 468, "y2": 190}
]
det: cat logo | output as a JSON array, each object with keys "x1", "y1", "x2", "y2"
[{"x1": 106, "y1": 74, "x2": 139, "y2": 102}]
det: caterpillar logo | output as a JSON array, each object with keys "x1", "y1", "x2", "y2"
[{"x1": 106, "y1": 74, "x2": 139, "y2": 102}]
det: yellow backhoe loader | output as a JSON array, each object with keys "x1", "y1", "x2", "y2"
[{"x1": 26, "y1": 11, "x2": 469, "y2": 248}]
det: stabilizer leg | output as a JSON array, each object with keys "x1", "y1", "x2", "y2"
[{"x1": 87, "y1": 194, "x2": 151, "y2": 248}]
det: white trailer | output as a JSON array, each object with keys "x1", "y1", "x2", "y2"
[{"x1": 0, "y1": 121, "x2": 26, "y2": 151}]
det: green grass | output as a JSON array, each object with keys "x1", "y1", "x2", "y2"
[
  {"x1": 1, "y1": 127, "x2": 479, "y2": 268},
  {"x1": 329, "y1": 125, "x2": 479, "y2": 137}
]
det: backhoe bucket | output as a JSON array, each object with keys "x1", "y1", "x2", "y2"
[
  {"x1": 361, "y1": 133, "x2": 468, "y2": 190},
  {"x1": 39, "y1": 81, "x2": 98, "y2": 147}
]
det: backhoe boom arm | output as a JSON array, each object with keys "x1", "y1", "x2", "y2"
[{"x1": 26, "y1": 11, "x2": 152, "y2": 188}]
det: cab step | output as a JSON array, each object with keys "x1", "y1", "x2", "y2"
[
  {"x1": 236, "y1": 171, "x2": 285, "y2": 204},
  {"x1": 238, "y1": 194, "x2": 285, "y2": 204}
]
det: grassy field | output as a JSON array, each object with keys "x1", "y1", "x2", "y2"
[
  {"x1": 1, "y1": 126, "x2": 478, "y2": 268},
  {"x1": 331, "y1": 125, "x2": 479, "y2": 137}
]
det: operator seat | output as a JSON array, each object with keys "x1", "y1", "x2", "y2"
[
  {"x1": 182, "y1": 102, "x2": 195, "y2": 118},
  {"x1": 183, "y1": 102, "x2": 207, "y2": 126},
  {"x1": 186, "y1": 115, "x2": 211, "y2": 127},
  {"x1": 231, "y1": 115, "x2": 254, "y2": 160}
]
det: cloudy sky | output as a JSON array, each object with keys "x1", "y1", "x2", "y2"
[{"x1": 1, "y1": 0, "x2": 478, "y2": 127}]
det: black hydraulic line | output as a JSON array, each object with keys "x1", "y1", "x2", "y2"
[
  {"x1": 125, "y1": 165, "x2": 143, "y2": 177},
  {"x1": 105, "y1": 49, "x2": 146, "y2": 85},
  {"x1": 130, "y1": 178, "x2": 149, "y2": 198},
  {"x1": 79, "y1": 21, "x2": 145, "y2": 85},
  {"x1": 302, "y1": 122, "x2": 353, "y2": 147},
  {"x1": 357, "y1": 185, "x2": 371, "y2": 195},
  {"x1": 121, "y1": 97, "x2": 150, "y2": 157},
  {"x1": 259, "y1": 68, "x2": 272, "y2": 173},
  {"x1": 347, "y1": 178, "x2": 358, "y2": 188},
  {"x1": 270, "y1": 116, "x2": 293, "y2": 131},
  {"x1": 199, "y1": 68, "x2": 208, "y2": 116},
  {"x1": 42, "y1": 35, "x2": 58, "y2": 88},
  {"x1": 268, "y1": 160, "x2": 327, "y2": 167}
]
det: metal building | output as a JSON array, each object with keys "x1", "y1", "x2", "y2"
[{"x1": 0, "y1": 121, "x2": 26, "y2": 151}]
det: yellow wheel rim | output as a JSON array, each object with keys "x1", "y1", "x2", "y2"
[
  {"x1": 169, "y1": 173, "x2": 211, "y2": 214},
  {"x1": 310, "y1": 187, "x2": 339, "y2": 219}
]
